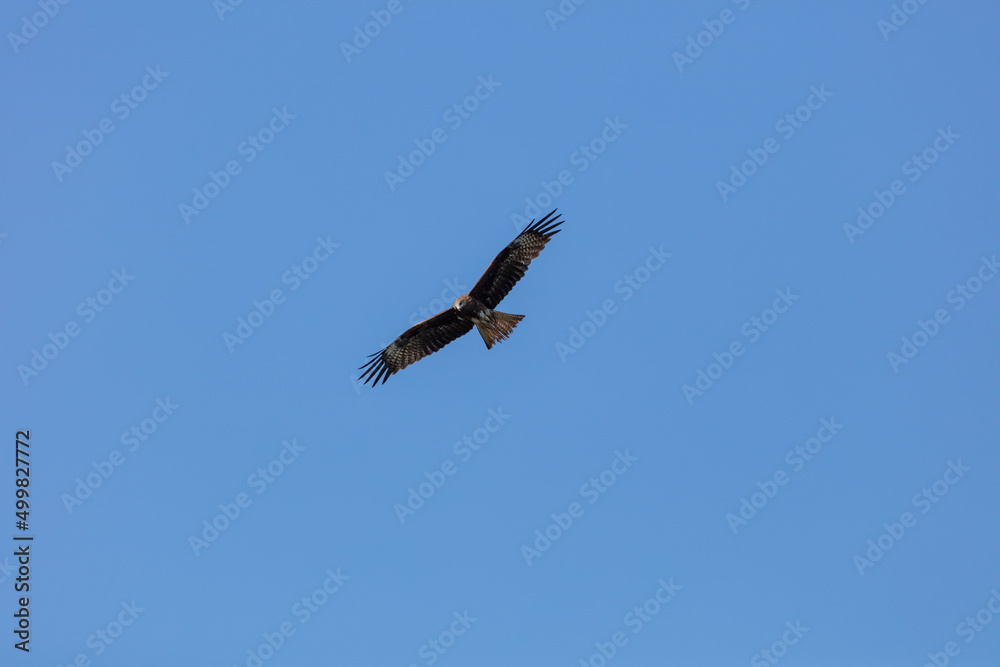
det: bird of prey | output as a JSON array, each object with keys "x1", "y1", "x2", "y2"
[{"x1": 359, "y1": 210, "x2": 564, "y2": 386}]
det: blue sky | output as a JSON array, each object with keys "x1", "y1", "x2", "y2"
[{"x1": 2, "y1": 1, "x2": 999, "y2": 665}]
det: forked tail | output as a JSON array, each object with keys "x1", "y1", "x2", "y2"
[{"x1": 476, "y1": 311, "x2": 524, "y2": 349}]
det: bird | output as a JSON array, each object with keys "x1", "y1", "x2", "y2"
[{"x1": 359, "y1": 210, "x2": 564, "y2": 386}]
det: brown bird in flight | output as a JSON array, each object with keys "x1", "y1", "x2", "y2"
[{"x1": 359, "y1": 210, "x2": 564, "y2": 386}]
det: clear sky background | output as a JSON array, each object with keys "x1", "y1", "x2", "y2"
[{"x1": 2, "y1": 1, "x2": 999, "y2": 665}]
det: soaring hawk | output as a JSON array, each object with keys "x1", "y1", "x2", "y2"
[{"x1": 359, "y1": 210, "x2": 563, "y2": 386}]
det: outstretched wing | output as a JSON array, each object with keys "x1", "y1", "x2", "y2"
[
  {"x1": 358, "y1": 309, "x2": 474, "y2": 386},
  {"x1": 469, "y1": 210, "x2": 563, "y2": 309}
]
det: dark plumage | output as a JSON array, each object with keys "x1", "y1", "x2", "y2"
[{"x1": 359, "y1": 210, "x2": 563, "y2": 386}]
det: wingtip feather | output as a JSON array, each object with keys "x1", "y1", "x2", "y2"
[{"x1": 523, "y1": 209, "x2": 563, "y2": 237}]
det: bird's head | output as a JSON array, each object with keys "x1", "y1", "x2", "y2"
[{"x1": 454, "y1": 295, "x2": 473, "y2": 313}]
